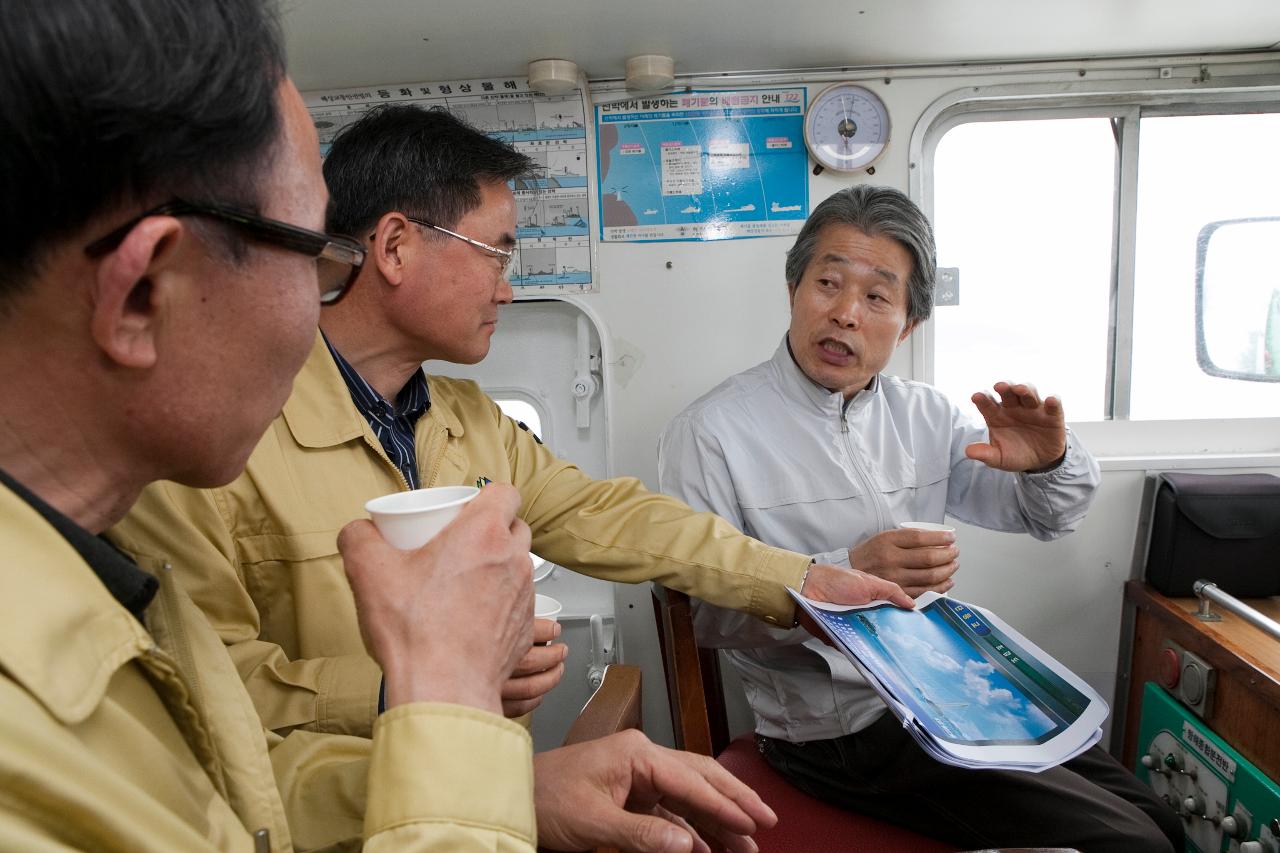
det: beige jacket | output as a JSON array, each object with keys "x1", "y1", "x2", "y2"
[
  {"x1": 1, "y1": 482, "x2": 535, "y2": 851},
  {"x1": 110, "y1": 332, "x2": 809, "y2": 737}
]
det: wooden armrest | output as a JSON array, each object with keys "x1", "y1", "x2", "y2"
[{"x1": 560, "y1": 663, "x2": 642, "y2": 746}]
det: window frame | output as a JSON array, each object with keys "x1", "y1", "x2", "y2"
[{"x1": 909, "y1": 75, "x2": 1280, "y2": 457}]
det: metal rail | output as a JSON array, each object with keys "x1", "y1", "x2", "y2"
[{"x1": 1193, "y1": 579, "x2": 1280, "y2": 641}]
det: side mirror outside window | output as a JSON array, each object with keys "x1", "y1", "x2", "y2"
[{"x1": 1196, "y1": 217, "x2": 1280, "y2": 383}]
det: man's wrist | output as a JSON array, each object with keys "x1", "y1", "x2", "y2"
[
  {"x1": 1026, "y1": 447, "x2": 1068, "y2": 474},
  {"x1": 797, "y1": 559, "x2": 814, "y2": 594},
  {"x1": 382, "y1": 658, "x2": 504, "y2": 715},
  {"x1": 385, "y1": 681, "x2": 503, "y2": 716},
  {"x1": 792, "y1": 559, "x2": 816, "y2": 627}
]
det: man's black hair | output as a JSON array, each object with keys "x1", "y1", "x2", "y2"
[
  {"x1": 0, "y1": 0, "x2": 287, "y2": 304},
  {"x1": 323, "y1": 105, "x2": 535, "y2": 237}
]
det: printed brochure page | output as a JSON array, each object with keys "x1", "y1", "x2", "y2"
[{"x1": 789, "y1": 590, "x2": 1108, "y2": 772}]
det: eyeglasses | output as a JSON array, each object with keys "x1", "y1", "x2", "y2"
[
  {"x1": 84, "y1": 199, "x2": 366, "y2": 305},
  {"x1": 406, "y1": 217, "x2": 514, "y2": 276}
]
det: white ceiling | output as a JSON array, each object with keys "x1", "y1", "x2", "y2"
[{"x1": 282, "y1": 0, "x2": 1280, "y2": 92}]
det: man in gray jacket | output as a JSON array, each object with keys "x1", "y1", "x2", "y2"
[{"x1": 659, "y1": 185, "x2": 1181, "y2": 852}]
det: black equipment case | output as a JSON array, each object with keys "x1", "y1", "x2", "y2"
[{"x1": 1144, "y1": 472, "x2": 1280, "y2": 598}]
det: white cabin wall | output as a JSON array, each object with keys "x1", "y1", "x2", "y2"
[{"x1": 588, "y1": 55, "x2": 1280, "y2": 747}]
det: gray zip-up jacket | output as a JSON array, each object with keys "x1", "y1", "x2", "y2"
[{"x1": 658, "y1": 338, "x2": 1100, "y2": 742}]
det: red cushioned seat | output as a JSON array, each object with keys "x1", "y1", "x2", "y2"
[{"x1": 716, "y1": 733, "x2": 956, "y2": 852}]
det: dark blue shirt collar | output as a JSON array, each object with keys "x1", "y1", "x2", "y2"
[{"x1": 321, "y1": 332, "x2": 431, "y2": 489}]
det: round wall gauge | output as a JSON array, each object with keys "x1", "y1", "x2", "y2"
[{"x1": 803, "y1": 83, "x2": 891, "y2": 173}]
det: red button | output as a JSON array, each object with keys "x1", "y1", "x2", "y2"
[{"x1": 1157, "y1": 648, "x2": 1180, "y2": 689}]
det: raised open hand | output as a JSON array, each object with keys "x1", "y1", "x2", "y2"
[{"x1": 965, "y1": 381, "x2": 1067, "y2": 473}]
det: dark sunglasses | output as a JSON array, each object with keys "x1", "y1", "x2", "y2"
[{"x1": 84, "y1": 199, "x2": 365, "y2": 305}]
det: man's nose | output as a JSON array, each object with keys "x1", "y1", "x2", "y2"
[
  {"x1": 831, "y1": 293, "x2": 862, "y2": 328},
  {"x1": 495, "y1": 271, "x2": 514, "y2": 305}
]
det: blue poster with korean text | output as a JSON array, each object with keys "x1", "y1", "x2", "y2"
[{"x1": 597, "y1": 88, "x2": 808, "y2": 242}]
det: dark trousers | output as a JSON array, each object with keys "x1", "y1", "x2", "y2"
[{"x1": 759, "y1": 712, "x2": 1184, "y2": 853}]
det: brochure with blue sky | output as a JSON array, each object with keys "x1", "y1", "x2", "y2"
[{"x1": 790, "y1": 590, "x2": 1108, "y2": 772}]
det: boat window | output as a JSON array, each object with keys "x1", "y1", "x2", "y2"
[
  {"x1": 933, "y1": 117, "x2": 1115, "y2": 422},
  {"x1": 1132, "y1": 113, "x2": 1280, "y2": 419},
  {"x1": 494, "y1": 397, "x2": 545, "y2": 441},
  {"x1": 927, "y1": 100, "x2": 1280, "y2": 428}
]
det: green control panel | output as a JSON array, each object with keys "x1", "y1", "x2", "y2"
[{"x1": 1136, "y1": 683, "x2": 1280, "y2": 853}]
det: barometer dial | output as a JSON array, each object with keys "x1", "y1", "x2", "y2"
[{"x1": 803, "y1": 83, "x2": 891, "y2": 173}]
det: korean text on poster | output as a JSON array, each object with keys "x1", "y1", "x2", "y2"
[{"x1": 596, "y1": 88, "x2": 808, "y2": 243}]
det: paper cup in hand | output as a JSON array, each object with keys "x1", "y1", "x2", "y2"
[
  {"x1": 533, "y1": 594, "x2": 562, "y2": 646},
  {"x1": 534, "y1": 594, "x2": 562, "y2": 623},
  {"x1": 530, "y1": 553, "x2": 554, "y2": 583},
  {"x1": 365, "y1": 486, "x2": 479, "y2": 550},
  {"x1": 899, "y1": 521, "x2": 956, "y2": 533}
]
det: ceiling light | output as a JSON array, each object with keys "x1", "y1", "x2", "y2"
[
  {"x1": 527, "y1": 58, "x2": 579, "y2": 96},
  {"x1": 625, "y1": 55, "x2": 674, "y2": 93}
]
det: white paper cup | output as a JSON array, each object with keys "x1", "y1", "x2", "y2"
[
  {"x1": 899, "y1": 521, "x2": 956, "y2": 533},
  {"x1": 365, "y1": 486, "x2": 479, "y2": 550},
  {"x1": 533, "y1": 593, "x2": 563, "y2": 646},
  {"x1": 534, "y1": 593, "x2": 562, "y2": 622},
  {"x1": 530, "y1": 553, "x2": 553, "y2": 583}
]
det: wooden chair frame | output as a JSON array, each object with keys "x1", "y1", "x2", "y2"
[
  {"x1": 651, "y1": 584, "x2": 729, "y2": 757},
  {"x1": 561, "y1": 662, "x2": 643, "y2": 746},
  {"x1": 542, "y1": 662, "x2": 642, "y2": 853}
]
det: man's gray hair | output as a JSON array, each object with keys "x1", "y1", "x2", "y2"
[{"x1": 785, "y1": 185, "x2": 937, "y2": 324}]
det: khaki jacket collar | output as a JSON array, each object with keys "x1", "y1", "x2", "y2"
[
  {"x1": 0, "y1": 483, "x2": 154, "y2": 726},
  {"x1": 282, "y1": 332, "x2": 369, "y2": 449},
  {"x1": 283, "y1": 330, "x2": 464, "y2": 450}
]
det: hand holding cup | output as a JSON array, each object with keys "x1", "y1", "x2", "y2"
[
  {"x1": 341, "y1": 483, "x2": 533, "y2": 715},
  {"x1": 502, "y1": 610, "x2": 567, "y2": 718},
  {"x1": 846, "y1": 521, "x2": 959, "y2": 598},
  {"x1": 364, "y1": 485, "x2": 479, "y2": 550}
]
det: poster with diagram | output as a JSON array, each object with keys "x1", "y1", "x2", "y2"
[
  {"x1": 304, "y1": 76, "x2": 597, "y2": 294},
  {"x1": 596, "y1": 88, "x2": 809, "y2": 242}
]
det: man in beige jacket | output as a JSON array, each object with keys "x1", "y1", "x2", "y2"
[
  {"x1": 0, "y1": 1, "x2": 778, "y2": 850},
  {"x1": 112, "y1": 104, "x2": 913, "y2": 740}
]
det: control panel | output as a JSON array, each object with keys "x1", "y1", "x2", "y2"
[{"x1": 1137, "y1": 683, "x2": 1280, "y2": 853}]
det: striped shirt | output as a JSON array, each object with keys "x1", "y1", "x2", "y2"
[{"x1": 323, "y1": 334, "x2": 431, "y2": 490}]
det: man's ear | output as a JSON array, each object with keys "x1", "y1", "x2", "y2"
[
  {"x1": 371, "y1": 213, "x2": 412, "y2": 286},
  {"x1": 88, "y1": 216, "x2": 185, "y2": 369},
  {"x1": 897, "y1": 317, "x2": 918, "y2": 345},
  {"x1": 786, "y1": 280, "x2": 798, "y2": 309}
]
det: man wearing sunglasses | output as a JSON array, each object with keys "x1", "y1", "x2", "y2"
[
  {"x1": 1, "y1": 1, "x2": 784, "y2": 850},
  {"x1": 112, "y1": 102, "x2": 913, "y2": 752}
]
